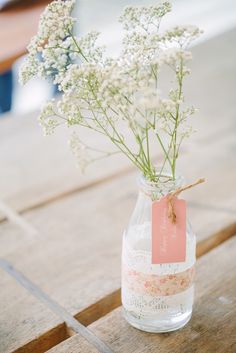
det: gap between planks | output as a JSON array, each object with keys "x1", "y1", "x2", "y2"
[
  {"x1": 11, "y1": 290, "x2": 121, "y2": 353},
  {"x1": 0, "y1": 259, "x2": 115, "y2": 353},
  {"x1": 13, "y1": 290, "x2": 121, "y2": 353},
  {"x1": 1, "y1": 221, "x2": 235, "y2": 353},
  {"x1": 0, "y1": 154, "x2": 234, "y2": 352}
]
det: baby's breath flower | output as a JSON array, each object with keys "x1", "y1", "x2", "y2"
[
  {"x1": 77, "y1": 31, "x2": 105, "y2": 63},
  {"x1": 19, "y1": 54, "x2": 43, "y2": 85},
  {"x1": 69, "y1": 133, "x2": 90, "y2": 172},
  {"x1": 162, "y1": 48, "x2": 192, "y2": 68},
  {"x1": 119, "y1": 2, "x2": 172, "y2": 31},
  {"x1": 38, "y1": 100, "x2": 60, "y2": 135},
  {"x1": 135, "y1": 87, "x2": 161, "y2": 110},
  {"x1": 178, "y1": 124, "x2": 194, "y2": 140},
  {"x1": 162, "y1": 25, "x2": 203, "y2": 47},
  {"x1": 19, "y1": 0, "x2": 76, "y2": 84},
  {"x1": 20, "y1": 0, "x2": 202, "y2": 181},
  {"x1": 57, "y1": 94, "x2": 82, "y2": 125}
]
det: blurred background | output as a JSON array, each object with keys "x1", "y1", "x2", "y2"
[{"x1": 0, "y1": 0, "x2": 236, "y2": 116}]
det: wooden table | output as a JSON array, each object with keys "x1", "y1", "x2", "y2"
[
  {"x1": 0, "y1": 29, "x2": 236, "y2": 353},
  {"x1": 0, "y1": 0, "x2": 50, "y2": 73}
]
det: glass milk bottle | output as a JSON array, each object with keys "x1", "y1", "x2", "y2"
[{"x1": 121, "y1": 173, "x2": 196, "y2": 332}]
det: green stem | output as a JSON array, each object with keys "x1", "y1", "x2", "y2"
[
  {"x1": 155, "y1": 131, "x2": 172, "y2": 168},
  {"x1": 88, "y1": 87, "x2": 145, "y2": 171},
  {"x1": 172, "y1": 57, "x2": 184, "y2": 179},
  {"x1": 117, "y1": 106, "x2": 151, "y2": 175},
  {"x1": 68, "y1": 30, "x2": 88, "y2": 62}
]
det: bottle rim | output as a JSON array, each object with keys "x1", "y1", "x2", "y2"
[{"x1": 138, "y1": 170, "x2": 184, "y2": 198}]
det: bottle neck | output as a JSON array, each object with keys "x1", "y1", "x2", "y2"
[{"x1": 139, "y1": 173, "x2": 184, "y2": 201}]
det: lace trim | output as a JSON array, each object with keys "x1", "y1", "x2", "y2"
[{"x1": 122, "y1": 263, "x2": 195, "y2": 296}]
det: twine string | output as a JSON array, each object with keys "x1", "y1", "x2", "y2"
[{"x1": 167, "y1": 178, "x2": 205, "y2": 223}]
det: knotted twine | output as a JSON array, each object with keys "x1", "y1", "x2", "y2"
[{"x1": 167, "y1": 178, "x2": 205, "y2": 223}]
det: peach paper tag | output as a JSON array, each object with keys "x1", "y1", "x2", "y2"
[{"x1": 152, "y1": 196, "x2": 186, "y2": 264}]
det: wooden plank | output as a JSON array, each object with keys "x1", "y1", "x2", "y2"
[
  {"x1": 0, "y1": 111, "x2": 133, "y2": 221},
  {"x1": 0, "y1": 29, "x2": 235, "y2": 217},
  {"x1": 46, "y1": 236, "x2": 236, "y2": 353},
  {"x1": 181, "y1": 129, "x2": 236, "y2": 239},
  {"x1": 0, "y1": 246, "x2": 116, "y2": 353},
  {"x1": 1, "y1": 257, "x2": 114, "y2": 353},
  {"x1": 0, "y1": 1, "x2": 50, "y2": 73},
  {"x1": 0, "y1": 193, "x2": 234, "y2": 353},
  {"x1": 0, "y1": 267, "x2": 66, "y2": 353},
  {"x1": 0, "y1": 157, "x2": 235, "y2": 352},
  {"x1": 46, "y1": 336, "x2": 99, "y2": 353},
  {"x1": 197, "y1": 222, "x2": 236, "y2": 257}
]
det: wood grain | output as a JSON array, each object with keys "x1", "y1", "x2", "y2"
[
  {"x1": 196, "y1": 221, "x2": 236, "y2": 257},
  {"x1": 0, "y1": 163, "x2": 235, "y2": 352},
  {"x1": 46, "y1": 236, "x2": 236, "y2": 353},
  {"x1": 0, "y1": 258, "x2": 114, "y2": 353},
  {"x1": 45, "y1": 335, "x2": 100, "y2": 353},
  {"x1": 0, "y1": 268, "x2": 65, "y2": 353}
]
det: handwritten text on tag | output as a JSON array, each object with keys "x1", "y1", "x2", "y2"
[{"x1": 152, "y1": 196, "x2": 186, "y2": 264}]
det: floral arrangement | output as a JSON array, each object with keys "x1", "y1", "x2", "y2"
[{"x1": 19, "y1": 0, "x2": 202, "y2": 182}]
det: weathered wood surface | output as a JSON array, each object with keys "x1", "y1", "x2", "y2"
[
  {"x1": 0, "y1": 268, "x2": 65, "y2": 353},
  {"x1": 46, "y1": 236, "x2": 236, "y2": 353},
  {"x1": 0, "y1": 29, "x2": 235, "y2": 353},
  {"x1": 47, "y1": 336, "x2": 99, "y2": 353},
  {"x1": 0, "y1": 1, "x2": 50, "y2": 73},
  {"x1": 0, "y1": 156, "x2": 235, "y2": 352},
  {"x1": 0, "y1": 113, "x2": 133, "y2": 221}
]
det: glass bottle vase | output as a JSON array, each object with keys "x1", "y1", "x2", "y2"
[{"x1": 121, "y1": 173, "x2": 196, "y2": 333}]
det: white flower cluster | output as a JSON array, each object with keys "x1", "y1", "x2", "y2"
[
  {"x1": 119, "y1": 3, "x2": 172, "y2": 32},
  {"x1": 69, "y1": 133, "x2": 90, "y2": 172},
  {"x1": 38, "y1": 99, "x2": 60, "y2": 135},
  {"x1": 20, "y1": 0, "x2": 202, "y2": 179},
  {"x1": 19, "y1": 0, "x2": 76, "y2": 84},
  {"x1": 162, "y1": 25, "x2": 203, "y2": 46}
]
